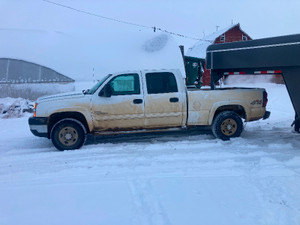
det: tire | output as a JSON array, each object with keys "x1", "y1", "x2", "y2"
[
  {"x1": 212, "y1": 111, "x2": 243, "y2": 141},
  {"x1": 51, "y1": 119, "x2": 86, "y2": 150}
]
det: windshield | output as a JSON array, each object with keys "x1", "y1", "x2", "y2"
[{"x1": 84, "y1": 74, "x2": 112, "y2": 95}]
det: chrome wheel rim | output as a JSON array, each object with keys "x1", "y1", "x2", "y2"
[
  {"x1": 221, "y1": 118, "x2": 237, "y2": 136},
  {"x1": 58, "y1": 126, "x2": 78, "y2": 146}
]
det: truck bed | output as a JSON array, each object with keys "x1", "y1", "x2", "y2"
[{"x1": 186, "y1": 88, "x2": 266, "y2": 126}]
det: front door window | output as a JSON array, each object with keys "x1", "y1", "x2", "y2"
[{"x1": 109, "y1": 74, "x2": 140, "y2": 95}]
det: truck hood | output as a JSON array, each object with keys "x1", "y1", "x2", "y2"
[{"x1": 37, "y1": 91, "x2": 85, "y2": 103}]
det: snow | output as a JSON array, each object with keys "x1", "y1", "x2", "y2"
[
  {"x1": 1, "y1": 83, "x2": 300, "y2": 225},
  {"x1": 0, "y1": 83, "x2": 75, "y2": 100},
  {"x1": 0, "y1": 98, "x2": 34, "y2": 119},
  {"x1": 1, "y1": 1, "x2": 300, "y2": 224}
]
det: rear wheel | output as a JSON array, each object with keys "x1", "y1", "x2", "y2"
[
  {"x1": 212, "y1": 111, "x2": 243, "y2": 140},
  {"x1": 51, "y1": 119, "x2": 86, "y2": 150}
]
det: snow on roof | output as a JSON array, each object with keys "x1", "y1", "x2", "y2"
[{"x1": 186, "y1": 23, "x2": 240, "y2": 59}]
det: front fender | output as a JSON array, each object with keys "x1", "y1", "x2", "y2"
[
  {"x1": 36, "y1": 98, "x2": 94, "y2": 132},
  {"x1": 49, "y1": 107, "x2": 94, "y2": 133}
]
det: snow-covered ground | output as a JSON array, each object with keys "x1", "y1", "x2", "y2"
[{"x1": 0, "y1": 82, "x2": 300, "y2": 225}]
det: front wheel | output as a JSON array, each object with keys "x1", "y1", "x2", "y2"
[
  {"x1": 212, "y1": 111, "x2": 243, "y2": 140},
  {"x1": 51, "y1": 119, "x2": 86, "y2": 150}
]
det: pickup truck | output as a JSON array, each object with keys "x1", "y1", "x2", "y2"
[{"x1": 28, "y1": 69, "x2": 270, "y2": 150}]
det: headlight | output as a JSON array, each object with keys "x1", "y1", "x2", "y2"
[{"x1": 33, "y1": 103, "x2": 38, "y2": 117}]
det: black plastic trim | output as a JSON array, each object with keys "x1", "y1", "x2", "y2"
[
  {"x1": 263, "y1": 111, "x2": 271, "y2": 120},
  {"x1": 28, "y1": 117, "x2": 48, "y2": 126},
  {"x1": 28, "y1": 117, "x2": 48, "y2": 138}
]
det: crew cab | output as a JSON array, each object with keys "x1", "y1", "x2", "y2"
[{"x1": 29, "y1": 69, "x2": 270, "y2": 150}]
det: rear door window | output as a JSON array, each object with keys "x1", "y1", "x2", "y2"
[{"x1": 146, "y1": 72, "x2": 178, "y2": 94}]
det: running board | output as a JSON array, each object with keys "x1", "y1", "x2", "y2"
[{"x1": 93, "y1": 127, "x2": 185, "y2": 136}]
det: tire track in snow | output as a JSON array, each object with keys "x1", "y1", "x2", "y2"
[
  {"x1": 1, "y1": 141, "x2": 299, "y2": 188},
  {"x1": 248, "y1": 176, "x2": 300, "y2": 224},
  {"x1": 128, "y1": 179, "x2": 171, "y2": 225}
]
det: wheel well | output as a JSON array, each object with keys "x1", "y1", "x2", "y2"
[
  {"x1": 48, "y1": 112, "x2": 90, "y2": 138},
  {"x1": 214, "y1": 105, "x2": 246, "y2": 120}
]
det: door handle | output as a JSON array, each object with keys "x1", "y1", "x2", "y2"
[
  {"x1": 133, "y1": 99, "x2": 143, "y2": 104},
  {"x1": 169, "y1": 97, "x2": 179, "y2": 103}
]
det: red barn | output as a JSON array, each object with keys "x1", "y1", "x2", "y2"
[{"x1": 186, "y1": 23, "x2": 252, "y2": 86}]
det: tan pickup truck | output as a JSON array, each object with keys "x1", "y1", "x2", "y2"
[{"x1": 29, "y1": 69, "x2": 270, "y2": 150}]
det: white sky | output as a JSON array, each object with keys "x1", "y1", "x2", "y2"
[{"x1": 1, "y1": 0, "x2": 299, "y2": 47}]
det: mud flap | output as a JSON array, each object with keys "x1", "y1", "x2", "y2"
[
  {"x1": 291, "y1": 114, "x2": 300, "y2": 133},
  {"x1": 263, "y1": 111, "x2": 271, "y2": 120}
]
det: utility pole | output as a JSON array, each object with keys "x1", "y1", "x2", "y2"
[{"x1": 92, "y1": 67, "x2": 95, "y2": 83}]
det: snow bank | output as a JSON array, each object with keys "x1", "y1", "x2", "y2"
[
  {"x1": 0, "y1": 83, "x2": 75, "y2": 100},
  {"x1": 0, "y1": 98, "x2": 34, "y2": 119}
]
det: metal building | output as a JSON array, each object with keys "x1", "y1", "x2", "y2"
[
  {"x1": 0, "y1": 58, "x2": 74, "y2": 99},
  {"x1": 0, "y1": 58, "x2": 74, "y2": 84}
]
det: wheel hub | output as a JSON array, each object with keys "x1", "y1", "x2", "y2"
[
  {"x1": 226, "y1": 124, "x2": 233, "y2": 130},
  {"x1": 221, "y1": 118, "x2": 237, "y2": 136},
  {"x1": 58, "y1": 126, "x2": 78, "y2": 146},
  {"x1": 64, "y1": 133, "x2": 73, "y2": 140}
]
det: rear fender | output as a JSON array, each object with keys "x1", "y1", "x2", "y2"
[{"x1": 208, "y1": 101, "x2": 249, "y2": 125}]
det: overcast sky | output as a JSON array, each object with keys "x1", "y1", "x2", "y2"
[{"x1": 1, "y1": 0, "x2": 300, "y2": 47}]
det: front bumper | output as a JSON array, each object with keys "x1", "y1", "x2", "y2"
[
  {"x1": 28, "y1": 117, "x2": 48, "y2": 138},
  {"x1": 263, "y1": 111, "x2": 271, "y2": 120}
]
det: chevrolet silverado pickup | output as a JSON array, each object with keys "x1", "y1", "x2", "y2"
[{"x1": 29, "y1": 69, "x2": 270, "y2": 150}]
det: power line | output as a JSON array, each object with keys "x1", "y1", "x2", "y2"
[
  {"x1": 42, "y1": 0, "x2": 151, "y2": 29},
  {"x1": 155, "y1": 27, "x2": 211, "y2": 41},
  {"x1": 42, "y1": 0, "x2": 212, "y2": 43}
]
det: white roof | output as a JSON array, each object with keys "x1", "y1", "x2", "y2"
[{"x1": 186, "y1": 23, "x2": 239, "y2": 58}]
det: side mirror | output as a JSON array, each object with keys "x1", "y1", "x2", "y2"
[{"x1": 99, "y1": 84, "x2": 112, "y2": 97}]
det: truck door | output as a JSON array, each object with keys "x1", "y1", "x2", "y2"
[
  {"x1": 91, "y1": 72, "x2": 145, "y2": 131},
  {"x1": 143, "y1": 71, "x2": 185, "y2": 128}
]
